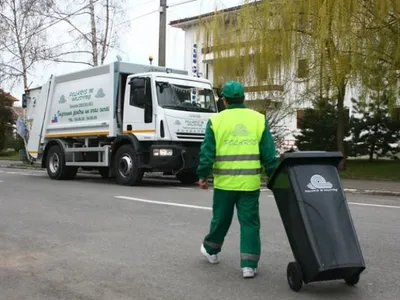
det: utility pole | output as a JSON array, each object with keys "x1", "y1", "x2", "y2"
[{"x1": 158, "y1": 0, "x2": 167, "y2": 67}]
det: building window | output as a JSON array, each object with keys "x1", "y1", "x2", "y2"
[
  {"x1": 214, "y1": 57, "x2": 245, "y2": 80},
  {"x1": 254, "y1": 54, "x2": 282, "y2": 82},
  {"x1": 296, "y1": 110, "x2": 304, "y2": 128},
  {"x1": 297, "y1": 59, "x2": 309, "y2": 79},
  {"x1": 395, "y1": 107, "x2": 400, "y2": 121}
]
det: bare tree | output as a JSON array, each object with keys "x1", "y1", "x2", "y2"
[
  {"x1": 235, "y1": 72, "x2": 304, "y2": 154},
  {"x1": 43, "y1": 0, "x2": 127, "y2": 67},
  {"x1": 0, "y1": 0, "x2": 53, "y2": 90}
]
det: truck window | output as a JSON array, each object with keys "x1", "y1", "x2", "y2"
[
  {"x1": 129, "y1": 78, "x2": 153, "y2": 123},
  {"x1": 155, "y1": 81, "x2": 217, "y2": 113},
  {"x1": 130, "y1": 78, "x2": 152, "y2": 109}
]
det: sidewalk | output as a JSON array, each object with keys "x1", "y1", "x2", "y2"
[
  {"x1": 341, "y1": 179, "x2": 400, "y2": 196},
  {"x1": 1, "y1": 159, "x2": 399, "y2": 197},
  {"x1": 0, "y1": 160, "x2": 41, "y2": 169}
]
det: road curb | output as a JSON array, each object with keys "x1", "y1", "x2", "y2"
[
  {"x1": 1, "y1": 163, "x2": 400, "y2": 197},
  {"x1": 0, "y1": 164, "x2": 41, "y2": 170},
  {"x1": 343, "y1": 188, "x2": 400, "y2": 197}
]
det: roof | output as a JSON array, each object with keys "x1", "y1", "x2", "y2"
[
  {"x1": 0, "y1": 89, "x2": 19, "y2": 102},
  {"x1": 11, "y1": 106, "x2": 24, "y2": 120},
  {"x1": 169, "y1": 2, "x2": 254, "y2": 28}
]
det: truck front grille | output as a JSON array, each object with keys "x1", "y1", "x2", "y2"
[{"x1": 176, "y1": 132, "x2": 205, "y2": 140}]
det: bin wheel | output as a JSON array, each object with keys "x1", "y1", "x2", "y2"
[
  {"x1": 344, "y1": 274, "x2": 360, "y2": 286},
  {"x1": 287, "y1": 262, "x2": 303, "y2": 292}
]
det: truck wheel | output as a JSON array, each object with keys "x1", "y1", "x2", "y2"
[
  {"x1": 176, "y1": 171, "x2": 198, "y2": 185},
  {"x1": 46, "y1": 145, "x2": 77, "y2": 180},
  {"x1": 115, "y1": 145, "x2": 144, "y2": 186}
]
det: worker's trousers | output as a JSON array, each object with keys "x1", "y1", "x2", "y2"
[{"x1": 203, "y1": 188, "x2": 261, "y2": 268}]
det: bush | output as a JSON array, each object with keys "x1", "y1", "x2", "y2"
[
  {"x1": 6, "y1": 135, "x2": 25, "y2": 152},
  {"x1": 349, "y1": 97, "x2": 400, "y2": 161},
  {"x1": 294, "y1": 98, "x2": 351, "y2": 153},
  {"x1": 0, "y1": 150, "x2": 17, "y2": 157}
]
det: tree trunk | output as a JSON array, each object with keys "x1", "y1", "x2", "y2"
[
  {"x1": 11, "y1": 0, "x2": 29, "y2": 89},
  {"x1": 89, "y1": 0, "x2": 98, "y2": 66},
  {"x1": 336, "y1": 82, "x2": 346, "y2": 170},
  {"x1": 369, "y1": 124, "x2": 379, "y2": 162},
  {"x1": 100, "y1": 0, "x2": 110, "y2": 65},
  {"x1": 368, "y1": 143, "x2": 375, "y2": 162},
  {"x1": 0, "y1": 124, "x2": 5, "y2": 151}
]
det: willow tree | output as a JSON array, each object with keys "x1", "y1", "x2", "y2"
[{"x1": 203, "y1": 0, "x2": 399, "y2": 168}]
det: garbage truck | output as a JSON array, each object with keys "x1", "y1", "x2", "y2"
[{"x1": 20, "y1": 61, "x2": 217, "y2": 185}]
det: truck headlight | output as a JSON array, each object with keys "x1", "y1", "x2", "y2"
[{"x1": 153, "y1": 148, "x2": 173, "y2": 156}]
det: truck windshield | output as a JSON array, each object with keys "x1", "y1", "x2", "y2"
[{"x1": 155, "y1": 81, "x2": 217, "y2": 113}]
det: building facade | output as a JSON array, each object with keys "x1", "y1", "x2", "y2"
[{"x1": 170, "y1": 5, "x2": 400, "y2": 150}]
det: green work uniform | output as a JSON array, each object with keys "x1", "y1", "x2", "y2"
[{"x1": 197, "y1": 103, "x2": 278, "y2": 268}]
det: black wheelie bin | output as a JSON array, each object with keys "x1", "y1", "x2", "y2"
[{"x1": 267, "y1": 151, "x2": 366, "y2": 292}]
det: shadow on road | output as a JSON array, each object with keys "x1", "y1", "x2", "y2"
[{"x1": 33, "y1": 172, "x2": 199, "y2": 188}]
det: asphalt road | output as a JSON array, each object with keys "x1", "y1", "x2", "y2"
[{"x1": 0, "y1": 168, "x2": 399, "y2": 300}]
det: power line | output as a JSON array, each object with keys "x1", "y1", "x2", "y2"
[
  {"x1": 115, "y1": 8, "x2": 160, "y2": 26},
  {"x1": 0, "y1": 0, "x2": 100, "y2": 52},
  {"x1": 168, "y1": 0, "x2": 197, "y2": 8},
  {"x1": 117, "y1": 0, "x2": 156, "y2": 13},
  {"x1": 96, "y1": 0, "x2": 157, "y2": 21},
  {"x1": 1, "y1": 0, "x2": 198, "y2": 68}
]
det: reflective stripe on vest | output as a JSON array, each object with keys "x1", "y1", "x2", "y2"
[
  {"x1": 210, "y1": 108, "x2": 266, "y2": 191},
  {"x1": 241, "y1": 253, "x2": 260, "y2": 262}
]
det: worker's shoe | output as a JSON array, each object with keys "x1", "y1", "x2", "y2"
[
  {"x1": 242, "y1": 267, "x2": 257, "y2": 278},
  {"x1": 200, "y1": 244, "x2": 220, "y2": 264}
]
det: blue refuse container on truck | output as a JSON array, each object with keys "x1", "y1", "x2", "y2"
[{"x1": 267, "y1": 151, "x2": 366, "y2": 292}]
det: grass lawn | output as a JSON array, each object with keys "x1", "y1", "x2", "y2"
[
  {"x1": 0, "y1": 151, "x2": 20, "y2": 161},
  {"x1": 262, "y1": 158, "x2": 400, "y2": 182},
  {"x1": 340, "y1": 159, "x2": 400, "y2": 181}
]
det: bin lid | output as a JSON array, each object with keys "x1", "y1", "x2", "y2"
[{"x1": 266, "y1": 151, "x2": 343, "y2": 189}]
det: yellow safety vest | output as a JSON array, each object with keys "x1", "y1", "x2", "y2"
[{"x1": 210, "y1": 108, "x2": 266, "y2": 191}]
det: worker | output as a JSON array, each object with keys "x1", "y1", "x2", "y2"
[{"x1": 197, "y1": 80, "x2": 279, "y2": 278}]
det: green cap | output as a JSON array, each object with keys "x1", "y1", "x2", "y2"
[{"x1": 221, "y1": 80, "x2": 245, "y2": 98}]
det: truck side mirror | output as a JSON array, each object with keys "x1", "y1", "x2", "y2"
[{"x1": 130, "y1": 78, "x2": 146, "y2": 89}]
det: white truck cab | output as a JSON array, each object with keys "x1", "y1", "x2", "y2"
[{"x1": 21, "y1": 62, "x2": 217, "y2": 185}]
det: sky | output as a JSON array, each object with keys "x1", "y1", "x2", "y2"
[{"x1": 5, "y1": 0, "x2": 244, "y2": 106}]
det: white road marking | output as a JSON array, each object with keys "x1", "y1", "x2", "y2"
[
  {"x1": 348, "y1": 202, "x2": 400, "y2": 209},
  {"x1": 19, "y1": 172, "x2": 42, "y2": 176},
  {"x1": 208, "y1": 188, "x2": 270, "y2": 192},
  {"x1": 115, "y1": 196, "x2": 212, "y2": 211},
  {"x1": 115, "y1": 196, "x2": 400, "y2": 211},
  {"x1": 1, "y1": 168, "x2": 399, "y2": 210}
]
